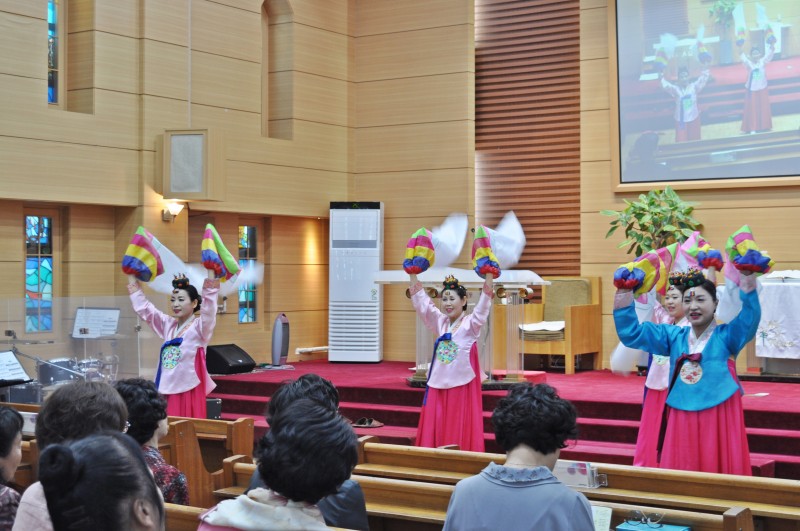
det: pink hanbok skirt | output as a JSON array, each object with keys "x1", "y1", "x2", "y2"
[
  {"x1": 675, "y1": 117, "x2": 701, "y2": 142},
  {"x1": 741, "y1": 89, "x2": 772, "y2": 133},
  {"x1": 166, "y1": 347, "x2": 212, "y2": 419},
  {"x1": 659, "y1": 359, "x2": 751, "y2": 475},
  {"x1": 416, "y1": 343, "x2": 485, "y2": 452},
  {"x1": 633, "y1": 387, "x2": 668, "y2": 468}
]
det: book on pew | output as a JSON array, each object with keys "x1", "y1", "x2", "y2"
[{"x1": 592, "y1": 505, "x2": 611, "y2": 531}]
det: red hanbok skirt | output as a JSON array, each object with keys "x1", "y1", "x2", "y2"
[
  {"x1": 633, "y1": 387, "x2": 668, "y2": 468},
  {"x1": 166, "y1": 347, "x2": 212, "y2": 419},
  {"x1": 416, "y1": 343, "x2": 485, "y2": 452},
  {"x1": 659, "y1": 360, "x2": 751, "y2": 475},
  {"x1": 741, "y1": 89, "x2": 773, "y2": 133}
]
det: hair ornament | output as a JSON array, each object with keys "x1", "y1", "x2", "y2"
[
  {"x1": 172, "y1": 274, "x2": 190, "y2": 290},
  {"x1": 681, "y1": 267, "x2": 705, "y2": 288},
  {"x1": 442, "y1": 275, "x2": 461, "y2": 291}
]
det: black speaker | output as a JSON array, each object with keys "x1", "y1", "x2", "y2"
[{"x1": 206, "y1": 344, "x2": 256, "y2": 375}]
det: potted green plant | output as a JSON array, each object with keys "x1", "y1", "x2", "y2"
[
  {"x1": 709, "y1": 0, "x2": 736, "y2": 64},
  {"x1": 600, "y1": 186, "x2": 701, "y2": 256}
]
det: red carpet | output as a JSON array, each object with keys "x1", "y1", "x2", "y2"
[{"x1": 211, "y1": 360, "x2": 800, "y2": 479}]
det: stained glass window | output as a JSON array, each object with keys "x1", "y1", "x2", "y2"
[
  {"x1": 48, "y1": 0, "x2": 59, "y2": 104},
  {"x1": 25, "y1": 216, "x2": 54, "y2": 332},
  {"x1": 238, "y1": 225, "x2": 257, "y2": 323}
]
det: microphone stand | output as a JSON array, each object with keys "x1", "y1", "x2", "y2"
[{"x1": 11, "y1": 346, "x2": 86, "y2": 382}]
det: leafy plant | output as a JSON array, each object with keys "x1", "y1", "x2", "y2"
[
  {"x1": 600, "y1": 187, "x2": 701, "y2": 257},
  {"x1": 709, "y1": 0, "x2": 736, "y2": 31}
]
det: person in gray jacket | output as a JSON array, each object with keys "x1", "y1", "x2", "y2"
[{"x1": 443, "y1": 382, "x2": 594, "y2": 531}]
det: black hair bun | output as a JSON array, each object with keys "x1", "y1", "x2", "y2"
[{"x1": 39, "y1": 444, "x2": 81, "y2": 493}]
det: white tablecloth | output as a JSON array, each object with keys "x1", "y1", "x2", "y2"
[{"x1": 756, "y1": 279, "x2": 800, "y2": 358}]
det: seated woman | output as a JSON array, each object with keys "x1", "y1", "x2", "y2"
[
  {"x1": 0, "y1": 406, "x2": 24, "y2": 531},
  {"x1": 443, "y1": 383, "x2": 594, "y2": 531},
  {"x1": 38, "y1": 432, "x2": 164, "y2": 531},
  {"x1": 13, "y1": 381, "x2": 128, "y2": 531},
  {"x1": 199, "y1": 399, "x2": 358, "y2": 531},
  {"x1": 114, "y1": 378, "x2": 189, "y2": 505}
]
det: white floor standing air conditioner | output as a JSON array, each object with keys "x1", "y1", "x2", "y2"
[{"x1": 328, "y1": 202, "x2": 383, "y2": 362}]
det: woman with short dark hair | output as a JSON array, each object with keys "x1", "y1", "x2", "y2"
[
  {"x1": 443, "y1": 383, "x2": 594, "y2": 531},
  {"x1": 199, "y1": 399, "x2": 358, "y2": 530},
  {"x1": 0, "y1": 406, "x2": 24, "y2": 531},
  {"x1": 115, "y1": 378, "x2": 189, "y2": 505}
]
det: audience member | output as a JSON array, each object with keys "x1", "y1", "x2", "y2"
[
  {"x1": 39, "y1": 432, "x2": 164, "y2": 531},
  {"x1": 13, "y1": 381, "x2": 128, "y2": 531},
  {"x1": 0, "y1": 406, "x2": 23, "y2": 531},
  {"x1": 246, "y1": 374, "x2": 369, "y2": 531},
  {"x1": 199, "y1": 399, "x2": 358, "y2": 531},
  {"x1": 115, "y1": 378, "x2": 189, "y2": 505},
  {"x1": 442, "y1": 383, "x2": 594, "y2": 531}
]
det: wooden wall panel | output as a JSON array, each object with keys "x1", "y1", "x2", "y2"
[
  {"x1": 229, "y1": 121, "x2": 349, "y2": 173},
  {"x1": 0, "y1": 1, "x2": 44, "y2": 19},
  {"x1": 190, "y1": 52, "x2": 260, "y2": 112},
  {"x1": 0, "y1": 137, "x2": 139, "y2": 205},
  {"x1": 141, "y1": 40, "x2": 187, "y2": 100},
  {"x1": 356, "y1": 25, "x2": 474, "y2": 82},
  {"x1": 357, "y1": 73, "x2": 473, "y2": 128},
  {"x1": 293, "y1": 0, "x2": 351, "y2": 35},
  {"x1": 292, "y1": 72, "x2": 349, "y2": 126},
  {"x1": 352, "y1": 169, "x2": 472, "y2": 219},
  {"x1": 292, "y1": 24, "x2": 350, "y2": 81},
  {"x1": 191, "y1": 0, "x2": 261, "y2": 63},
  {"x1": 140, "y1": 95, "x2": 189, "y2": 149},
  {"x1": 355, "y1": 0, "x2": 472, "y2": 36},
  {"x1": 0, "y1": 201, "x2": 23, "y2": 264},
  {"x1": 189, "y1": 104, "x2": 261, "y2": 140},
  {"x1": 579, "y1": 6, "x2": 608, "y2": 61},
  {"x1": 63, "y1": 205, "x2": 116, "y2": 263},
  {"x1": 580, "y1": 59, "x2": 609, "y2": 111},
  {"x1": 63, "y1": 263, "x2": 115, "y2": 296},
  {"x1": 141, "y1": 0, "x2": 188, "y2": 46},
  {"x1": 0, "y1": 12, "x2": 46, "y2": 79},
  {"x1": 95, "y1": 0, "x2": 138, "y2": 37},
  {"x1": 355, "y1": 122, "x2": 473, "y2": 174},
  {"x1": 580, "y1": 109, "x2": 611, "y2": 162},
  {"x1": 201, "y1": 161, "x2": 347, "y2": 218},
  {"x1": 382, "y1": 310, "x2": 417, "y2": 361},
  {"x1": 0, "y1": 77, "x2": 138, "y2": 149},
  {"x1": 66, "y1": 31, "x2": 94, "y2": 91},
  {"x1": 95, "y1": 32, "x2": 139, "y2": 94},
  {"x1": 68, "y1": 0, "x2": 95, "y2": 33},
  {"x1": 268, "y1": 217, "x2": 328, "y2": 266}
]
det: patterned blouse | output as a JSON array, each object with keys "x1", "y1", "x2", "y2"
[
  {"x1": 142, "y1": 445, "x2": 189, "y2": 505},
  {"x1": 0, "y1": 485, "x2": 20, "y2": 531}
]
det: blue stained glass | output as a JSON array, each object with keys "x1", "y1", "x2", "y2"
[
  {"x1": 25, "y1": 221, "x2": 54, "y2": 333},
  {"x1": 237, "y1": 255, "x2": 257, "y2": 323},
  {"x1": 47, "y1": 0, "x2": 59, "y2": 104}
]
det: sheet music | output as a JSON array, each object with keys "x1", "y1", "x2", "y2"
[
  {"x1": 72, "y1": 308, "x2": 121, "y2": 339},
  {"x1": 0, "y1": 350, "x2": 32, "y2": 382},
  {"x1": 592, "y1": 505, "x2": 612, "y2": 531}
]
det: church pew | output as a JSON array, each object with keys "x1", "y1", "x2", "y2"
[
  {"x1": 211, "y1": 455, "x2": 751, "y2": 531},
  {"x1": 164, "y1": 415, "x2": 254, "y2": 473},
  {"x1": 355, "y1": 441, "x2": 791, "y2": 529},
  {"x1": 165, "y1": 502, "x2": 205, "y2": 531},
  {"x1": 159, "y1": 419, "x2": 254, "y2": 509}
]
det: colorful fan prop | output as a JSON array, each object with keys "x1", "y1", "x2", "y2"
[
  {"x1": 615, "y1": 251, "x2": 666, "y2": 296},
  {"x1": 725, "y1": 225, "x2": 774, "y2": 276},
  {"x1": 403, "y1": 228, "x2": 435, "y2": 274},
  {"x1": 201, "y1": 224, "x2": 241, "y2": 281},
  {"x1": 733, "y1": 3, "x2": 747, "y2": 47},
  {"x1": 471, "y1": 226, "x2": 501, "y2": 279},
  {"x1": 696, "y1": 25, "x2": 712, "y2": 63},
  {"x1": 121, "y1": 226, "x2": 164, "y2": 282}
]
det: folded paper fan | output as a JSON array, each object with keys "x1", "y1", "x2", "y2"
[
  {"x1": 615, "y1": 251, "x2": 666, "y2": 297},
  {"x1": 655, "y1": 243, "x2": 679, "y2": 274},
  {"x1": 121, "y1": 227, "x2": 164, "y2": 283},
  {"x1": 201, "y1": 224, "x2": 240, "y2": 281},
  {"x1": 403, "y1": 228, "x2": 435, "y2": 274},
  {"x1": 472, "y1": 226, "x2": 501, "y2": 279}
]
